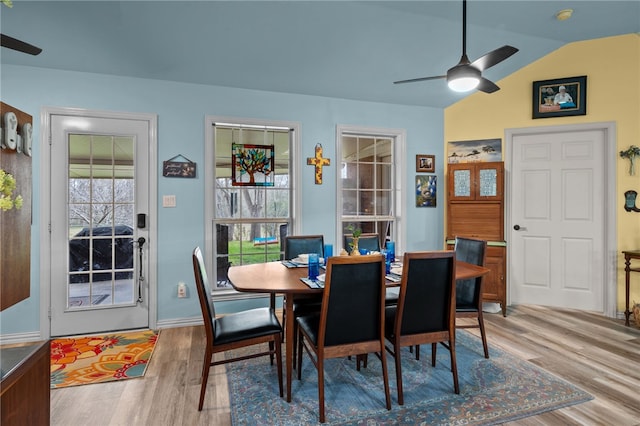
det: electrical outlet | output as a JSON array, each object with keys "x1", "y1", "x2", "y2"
[{"x1": 177, "y1": 282, "x2": 187, "y2": 298}]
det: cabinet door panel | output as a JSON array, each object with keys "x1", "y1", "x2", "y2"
[{"x1": 447, "y1": 203, "x2": 503, "y2": 241}]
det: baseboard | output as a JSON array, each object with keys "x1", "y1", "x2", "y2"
[
  {"x1": 0, "y1": 331, "x2": 44, "y2": 345},
  {"x1": 156, "y1": 316, "x2": 203, "y2": 330}
]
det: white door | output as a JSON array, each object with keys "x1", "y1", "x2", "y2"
[
  {"x1": 509, "y1": 128, "x2": 606, "y2": 311},
  {"x1": 49, "y1": 113, "x2": 153, "y2": 336}
]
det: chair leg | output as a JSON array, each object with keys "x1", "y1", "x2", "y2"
[
  {"x1": 274, "y1": 334, "x2": 284, "y2": 398},
  {"x1": 448, "y1": 338, "x2": 460, "y2": 394},
  {"x1": 415, "y1": 344, "x2": 420, "y2": 360},
  {"x1": 268, "y1": 341, "x2": 275, "y2": 365},
  {"x1": 198, "y1": 348, "x2": 213, "y2": 411},
  {"x1": 394, "y1": 345, "x2": 404, "y2": 405},
  {"x1": 318, "y1": 358, "x2": 326, "y2": 423},
  {"x1": 431, "y1": 343, "x2": 437, "y2": 367},
  {"x1": 477, "y1": 311, "x2": 489, "y2": 358},
  {"x1": 296, "y1": 328, "x2": 304, "y2": 380},
  {"x1": 380, "y1": 348, "x2": 392, "y2": 411}
]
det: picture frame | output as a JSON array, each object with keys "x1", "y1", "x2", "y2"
[
  {"x1": 416, "y1": 154, "x2": 435, "y2": 172},
  {"x1": 447, "y1": 138, "x2": 501, "y2": 164},
  {"x1": 532, "y1": 75, "x2": 587, "y2": 119},
  {"x1": 416, "y1": 175, "x2": 436, "y2": 207}
]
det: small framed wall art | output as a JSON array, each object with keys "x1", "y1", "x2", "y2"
[
  {"x1": 532, "y1": 75, "x2": 587, "y2": 119},
  {"x1": 416, "y1": 154, "x2": 435, "y2": 173}
]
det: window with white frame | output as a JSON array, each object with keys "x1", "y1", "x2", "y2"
[
  {"x1": 337, "y1": 126, "x2": 403, "y2": 253},
  {"x1": 206, "y1": 120, "x2": 296, "y2": 293}
]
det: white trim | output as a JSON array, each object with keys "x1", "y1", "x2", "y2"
[
  {"x1": 335, "y1": 124, "x2": 406, "y2": 254},
  {"x1": 0, "y1": 331, "x2": 44, "y2": 346},
  {"x1": 204, "y1": 116, "x2": 301, "y2": 298},
  {"x1": 40, "y1": 106, "x2": 158, "y2": 339},
  {"x1": 505, "y1": 121, "x2": 617, "y2": 318}
]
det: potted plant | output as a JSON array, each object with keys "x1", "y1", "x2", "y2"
[
  {"x1": 346, "y1": 224, "x2": 362, "y2": 256},
  {"x1": 620, "y1": 145, "x2": 640, "y2": 176}
]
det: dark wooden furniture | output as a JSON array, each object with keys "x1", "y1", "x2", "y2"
[
  {"x1": 192, "y1": 247, "x2": 283, "y2": 410},
  {"x1": 227, "y1": 258, "x2": 489, "y2": 402},
  {"x1": 385, "y1": 251, "x2": 459, "y2": 405},
  {"x1": 0, "y1": 102, "x2": 32, "y2": 311},
  {"x1": 1, "y1": 340, "x2": 50, "y2": 426},
  {"x1": 296, "y1": 255, "x2": 391, "y2": 422},
  {"x1": 453, "y1": 236, "x2": 489, "y2": 358},
  {"x1": 447, "y1": 161, "x2": 506, "y2": 316},
  {"x1": 622, "y1": 250, "x2": 640, "y2": 326}
]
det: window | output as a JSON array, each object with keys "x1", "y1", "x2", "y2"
[
  {"x1": 337, "y1": 126, "x2": 404, "y2": 252},
  {"x1": 205, "y1": 118, "x2": 298, "y2": 296}
]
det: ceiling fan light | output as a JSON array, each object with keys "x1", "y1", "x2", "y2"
[{"x1": 448, "y1": 76, "x2": 480, "y2": 92}]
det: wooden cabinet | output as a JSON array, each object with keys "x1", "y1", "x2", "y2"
[
  {"x1": 447, "y1": 161, "x2": 506, "y2": 316},
  {"x1": 484, "y1": 245, "x2": 506, "y2": 316},
  {"x1": 448, "y1": 162, "x2": 503, "y2": 202},
  {"x1": 1, "y1": 341, "x2": 50, "y2": 426}
]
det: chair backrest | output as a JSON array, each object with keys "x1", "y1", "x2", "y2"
[
  {"x1": 394, "y1": 251, "x2": 456, "y2": 336},
  {"x1": 193, "y1": 247, "x2": 216, "y2": 343},
  {"x1": 454, "y1": 236, "x2": 487, "y2": 307},
  {"x1": 320, "y1": 255, "x2": 386, "y2": 347},
  {"x1": 343, "y1": 233, "x2": 381, "y2": 254},
  {"x1": 284, "y1": 235, "x2": 324, "y2": 259}
]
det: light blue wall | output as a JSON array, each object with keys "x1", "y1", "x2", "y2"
[{"x1": 0, "y1": 64, "x2": 445, "y2": 336}]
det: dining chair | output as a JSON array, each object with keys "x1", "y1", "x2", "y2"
[
  {"x1": 452, "y1": 236, "x2": 489, "y2": 358},
  {"x1": 192, "y1": 247, "x2": 283, "y2": 410},
  {"x1": 283, "y1": 235, "x2": 325, "y2": 361},
  {"x1": 296, "y1": 254, "x2": 391, "y2": 423},
  {"x1": 384, "y1": 251, "x2": 459, "y2": 405},
  {"x1": 343, "y1": 233, "x2": 381, "y2": 254}
]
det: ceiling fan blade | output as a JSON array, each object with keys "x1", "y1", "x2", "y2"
[
  {"x1": 393, "y1": 75, "x2": 446, "y2": 85},
  {"x1": 471, "y1": 45, "x2": 518, "y2": 71},
  {"x1": 1, "y1": 34, "x2": 42, "y2": 56},
  {"x1": 477, "y1": 77, "x2": 500, "y2": 94}
]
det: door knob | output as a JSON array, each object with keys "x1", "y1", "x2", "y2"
[{"x1": 513, "y1": 224, "x2": 521, "y2": 230}]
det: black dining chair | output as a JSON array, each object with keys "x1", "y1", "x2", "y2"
[
  {"x1": 192, "y1": 247, "x2": 283, "y2": 410},
  {"x1": 282, "y1": 235, "x2": 325, "y2": 361},
  {"x1": 384, "y1": 251, "x2": 459, "y2": 405},
  {"x1": 344, "y1": 233, "x2": 381, "y2": 254},
  {"x1": 296, "y1": 254, "x2": 391, "y2": 423},
  {"x1": 453, "y1": 236, "x2": 489, "y2": 358}
]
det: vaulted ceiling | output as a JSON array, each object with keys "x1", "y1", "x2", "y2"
[{"x1": 1, "y1": 1, "x2": 638, "y2": 108}]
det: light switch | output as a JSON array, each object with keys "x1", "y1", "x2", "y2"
[{"x1": 163, "y1": 195, "x2": 176, "y2": 207}]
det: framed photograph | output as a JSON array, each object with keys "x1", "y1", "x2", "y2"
[
  {"x1": 416, "y1": 175, "x2": 436, "y2": 207},
  {"x1": 416, "y1": 154, "x2": 435, "y2": 172},
  {"x1": 532, "y1": 75, "x2": 587, "y2": 119}
]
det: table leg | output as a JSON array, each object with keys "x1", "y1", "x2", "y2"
[
  {"x1": 285, "y1": 294, "x2": 294, "y2": 402},
  {"x1": 625, "y1": 255, "x2": 631, "y2": 327}
]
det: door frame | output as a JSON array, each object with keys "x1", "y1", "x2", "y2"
[
  {"x1": 505, "y1": 121, "x2": 617, "y2": 318},
  {"x1": 40, "y1": 106, "x2": 158, "y2": 338}
]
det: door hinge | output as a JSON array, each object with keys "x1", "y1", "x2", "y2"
[{"x1": 48, "y1": 307, "x2": 52, "y2": 319}]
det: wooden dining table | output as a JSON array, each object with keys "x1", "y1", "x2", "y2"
[{"x1": 228, "y1": 258, "x2": 490, "y2": 402}]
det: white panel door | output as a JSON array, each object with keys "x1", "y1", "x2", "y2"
[
  {"x1": 510, "y1": 129, "x2": 605, "y2": 311},
  {"x1": 50, "y1": 113, "x2": 152, "y2": 336}
]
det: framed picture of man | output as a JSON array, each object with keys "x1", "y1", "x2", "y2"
[{"x1": 532, "y1": 76, "x2": 587, "y2": 119}]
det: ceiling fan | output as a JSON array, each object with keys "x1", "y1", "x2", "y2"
[
  {"x1": 394, "y1": 0, "x2": 517, "y2": 93},
  {"x1": 1, "y1": 33, "x2": 42, "y2": 55}
]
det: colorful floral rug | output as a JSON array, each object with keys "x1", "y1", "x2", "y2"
[
  {"x1": 50, "y1": 329, "x2": 158, "y2": 389},
  {"x1": 227, "y1": 330, "x2": 593, "y2": 425}
]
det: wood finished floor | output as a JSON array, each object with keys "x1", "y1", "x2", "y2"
[{"x1": 50, "y1": 305, "x2": 640, "y2": 425}]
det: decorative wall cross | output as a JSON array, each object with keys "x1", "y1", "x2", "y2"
[{"x1": 307, "y1": 143, "x2": 330, "y2": 184}]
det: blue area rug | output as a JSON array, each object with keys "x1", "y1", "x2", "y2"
[{"x1": 227, "y1": 331, "x2": 592, "y2": 425}]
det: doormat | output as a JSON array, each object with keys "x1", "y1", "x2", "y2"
[
  {"x1": 50, "y1": 329, "x2": 159, "y2": 389},
  {"x1": 68, "y1": 294, "x2": 109, "y2": 307}
]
